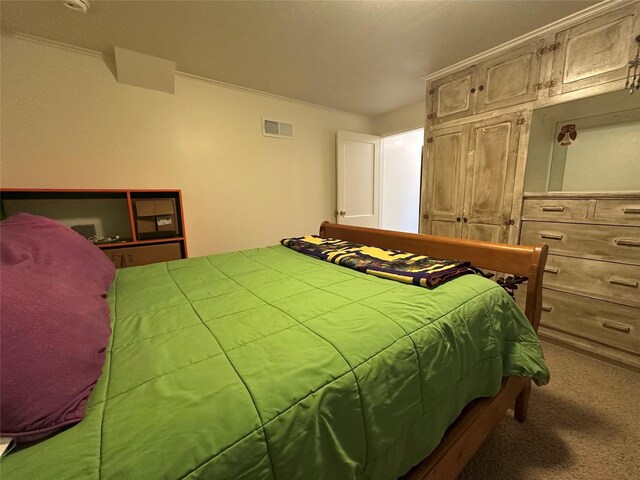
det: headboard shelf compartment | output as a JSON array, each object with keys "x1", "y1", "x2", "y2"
[{"x1": 0, "y1": 188, "x2": 188, "y2": 268}]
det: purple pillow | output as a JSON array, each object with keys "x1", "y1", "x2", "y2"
[{"x1": 0, "y1": 213, "x2": 115, "y2": 441}]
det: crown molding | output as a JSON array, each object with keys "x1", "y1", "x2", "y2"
[
  {"x1": 175, "y1": 71, "x2": 371, "y2": 119},
  {"x1": 6, "y1": 31, "x2": 103, "y2": 58},
  {"x1": 3, "y1": 31, "x2": 370, "y2": 119},
  {"x1": 422, "y1": 0, "x2": 633, "y2": 82}
]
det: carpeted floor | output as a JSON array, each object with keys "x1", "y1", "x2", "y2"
[{"x1": 458, "y1": 341, "x2": 640, "y2": 479}]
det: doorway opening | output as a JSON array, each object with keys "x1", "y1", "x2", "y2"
[{"x1": 380, "y1": 128, "x2": 423, "y2": 234}]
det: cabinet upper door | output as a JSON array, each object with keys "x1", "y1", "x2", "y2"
[
  {"x1": 462, "y1": 113, "x2": 523, "y2": 244},
  {"x1": 422, "y1": 124, "x2": 469, "y2": 238},
  {"x1": 550, "y1": 4, "x2": 640, "y2": 96},
  {"x1": 427, "y1": 67, "x2": 477, "y2": 125},
  {"x1": 476, "y1": 40, "x2": 544, "y2": 113}
]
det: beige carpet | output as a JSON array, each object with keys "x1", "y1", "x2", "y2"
[{"x1": 458, "y1": 342, "x2": 640, "y2": 480}]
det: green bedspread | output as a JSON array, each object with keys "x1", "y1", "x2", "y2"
[{"x1": 2, "y1": 245, "x2": 549, "y2": 480}]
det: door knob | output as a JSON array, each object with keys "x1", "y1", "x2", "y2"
[{"x1": 338, "y1": 210, "x2": 346, "y2": 216}]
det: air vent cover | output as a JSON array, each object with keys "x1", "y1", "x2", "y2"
[{"x1": 262, "y1": 118, "x2": 294, "y2": 139}]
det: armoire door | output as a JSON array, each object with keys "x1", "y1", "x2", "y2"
[
  {"x1": 549, "y1": 3, "x2": 640, "y2": 96},
  {"x1": 461, "y1": 113, "x2": 522, "y2": 243},
  {"x1": 422, "y1": 124, "x2": 469, "y2": 238},
  {"x1": 427, "y1": 66, "x2": 477, "y2": 126},
  {"x1": 475, "y1": 40, "x2": 544, "y2": 113}
]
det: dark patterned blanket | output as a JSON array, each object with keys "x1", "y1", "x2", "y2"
[{"x1": 281, "y1": 235, "x2": 478, "y2": 288}]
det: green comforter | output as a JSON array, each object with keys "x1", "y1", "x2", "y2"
[{"x1": 2, "y1": 245, "x2": 549, "y2": 480}]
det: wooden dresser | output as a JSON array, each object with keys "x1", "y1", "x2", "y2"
[{"x1": 518, "y1": 192, "x2": 640, "y2": 370}]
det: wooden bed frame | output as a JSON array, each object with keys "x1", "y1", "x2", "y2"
[{"x1": 319, "y1": 221, "x2": 548, "y2": 480}]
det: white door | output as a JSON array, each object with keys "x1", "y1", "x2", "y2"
[
  {"x1": 336, "y1": 131, "x2": 381, "y2": 227},
  {"x1": 380, "y1": 128, "x2": 423, "y2": 234}
]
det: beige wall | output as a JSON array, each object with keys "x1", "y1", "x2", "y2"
[
  {"x1": 372, "y1": 101, "x2": 424, "y2": 137},
  {"x1": 0, "y1": 35, "x2": 373, "y2": 256}
]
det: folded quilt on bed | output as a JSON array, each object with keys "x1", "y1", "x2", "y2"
[{"x1": 281, "y1": 235, "x2": 477, "y2": 287}]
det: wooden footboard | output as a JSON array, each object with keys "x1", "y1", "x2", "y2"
[
  {"x1": 318, "y1": 222, "x2": 548, "y2": 480},
  {"x1": 319, "y1": 222, "x2": 548, "y2": 331}
]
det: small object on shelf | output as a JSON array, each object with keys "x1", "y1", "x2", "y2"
[
  {"x1": 556, "y1": 124, "x2": 577, "y2": 146},
  {"x1": 90, "y1": 235, "x2": 123, "y2": 245},
  {"x1": 134, "y1": 198, "x2": 178, "y2": 239},
  {"x1": 71, "y1": 224, "x2": 96, "y2": 239},
  {"x1": 156, "y1": 215, "x2": 173, "y2": 227}
]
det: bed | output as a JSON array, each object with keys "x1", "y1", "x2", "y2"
[{"x1": 0, "y1": 220, "x2": 549, "y2": 480}]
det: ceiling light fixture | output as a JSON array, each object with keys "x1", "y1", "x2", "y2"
[{"x1": 63, "y1": 0, "x2": 90, "y2": 14}]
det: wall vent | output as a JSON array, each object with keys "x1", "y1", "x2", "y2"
[{"x1": 262, "y1": 118, "x2": 294, "y2": 139}]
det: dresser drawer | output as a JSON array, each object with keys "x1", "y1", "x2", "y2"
[
  {"x1": 543, "y1": 255, "x2": 640, "y2": 306},
  {"x1": 522, "y1": 199, "x2": 591, "y2": 222},
  {"x1": 103, "y1": 242, "x2": 183, "y2": 268},
  {"x1": 594, "y1": 198, "x2": 640, "y2": 225},
  {"x1": 521, "y1": 221, "x2": 640, "y2": 263},
  {"x1": 539, "y1": 289, "x2": 640, "y2": 355}
]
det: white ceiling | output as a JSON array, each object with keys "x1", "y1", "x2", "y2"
[{"x1": 0, "y1": 0, "x2": 599, "y2": 116}]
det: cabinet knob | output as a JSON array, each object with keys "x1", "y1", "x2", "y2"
[
  {"x1": 470, "y1": 87, "x2": 476, "y2": 94},
  {"x1": 478, "y1": 85, "x2": 484, "y2": 91},
  {"x1": 463, "y1": 217, "x2": 468, "y2": 223},
  {"x1": 422, "y1": 214, "x2": 429, "y2": 220},
  {"x1": 338, "y1": 210, "x2": 346, "y2": 216},
  {"x1": 456, "y1": 217, "x2": 461, "y2": 222}
]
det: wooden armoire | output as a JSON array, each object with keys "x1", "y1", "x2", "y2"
[{"x1": 421, "y1": 0, "x2": 640, "y2": 370}]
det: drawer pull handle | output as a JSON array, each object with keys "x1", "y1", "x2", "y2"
[
  {"x1": 623, "y1": 207, "x2": 640, "y2": 214},
  {"x1": 615, "y1": 238, "x2": 640, "y2": 247},
  {"x1": 540, "y1": 232, "x2": 563, "y2": 240},
  {"x1": 608, "y1": 276, "x2": 639, "y2": 288},
  {"x1": 601, "y1": 320, "x2": 631, "y2": 334},
  {"x1": 544, "y1": 267, "x2": 559, "y2": 274},
  {"x1": 542, "y1": 206, "x2": 565, "y2": 212},
  {"x1": 541, "y1": 305, "x2": 553, "y2": 312}
]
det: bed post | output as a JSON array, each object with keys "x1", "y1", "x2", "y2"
[
  {"x1": 515, "y1": 243, "x2": 548, "y2": 422},
  {"x1": 319, "y1": 221, "x2": 330, "y2": 238}
]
